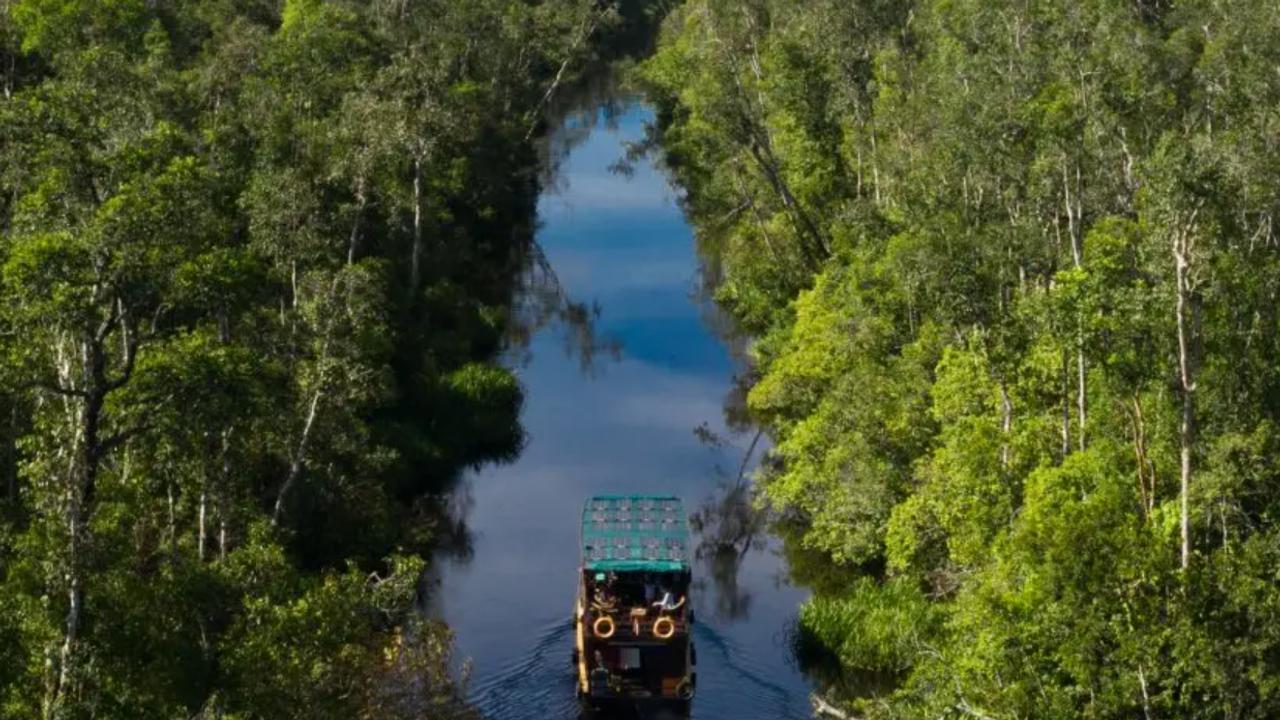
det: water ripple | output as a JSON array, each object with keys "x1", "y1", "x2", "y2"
[{"x1": 465, "y1": 614, "x2": 811, "y2": 720}]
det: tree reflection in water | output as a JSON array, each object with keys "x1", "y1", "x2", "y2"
[
  {"x1": 689, "y1": 424, "x2": 767, "y2": 623},
  {"x1": 507, "y1": 73, "x2": 631, "y2": 375},
  {"x1": 508, "y1": 241, "x2": 623, "y2": 375},
  {"x1": 430, "y1": 478, "x2": 477, "y2": 565},
  {"x1": 420, "y1": 481, "x2": 477, "y2": 618}
]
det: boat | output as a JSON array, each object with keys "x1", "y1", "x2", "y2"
[{"x1": 574, "y1": 494, "x2": 696, "y2": 707}]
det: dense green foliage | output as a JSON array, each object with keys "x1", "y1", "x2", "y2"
[
  {"x1": 0, "y1": 0, "x2": 647, "y2": 717},
  {"x1": 644, "y1": 0, "x2": 1280, "y2": 716}
]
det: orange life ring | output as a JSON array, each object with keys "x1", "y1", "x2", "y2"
[
  {"x1": 592, "y1": 615, "x2": 616, "y2": 639},
  {"x1": 652, "y1": 616, "x2": 676, "y2": 639}
]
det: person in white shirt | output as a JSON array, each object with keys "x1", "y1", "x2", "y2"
[{"x1": 652, "y1": 587, "x2": 685, "y2": 612}]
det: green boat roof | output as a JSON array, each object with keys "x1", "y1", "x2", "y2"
[{"x1": 581, "y1": 495, "x2": 690, "y2": 573}]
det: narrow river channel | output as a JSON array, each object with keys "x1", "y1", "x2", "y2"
[{"x1": 431, "y1": 99, "x2": 816, "y2": 719}]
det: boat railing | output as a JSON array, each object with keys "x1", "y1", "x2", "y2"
[{"x1": 585, "y1": 604, "x2": 689, "y2": 642}]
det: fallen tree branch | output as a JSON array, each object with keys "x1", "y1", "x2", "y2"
[{"x1": 812, "y1": 693, "x2": 861, "y2": 720}]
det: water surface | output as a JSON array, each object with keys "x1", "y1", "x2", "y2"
[{"x1": 433, "y1": 101, "x2": 814, "y2": 720}]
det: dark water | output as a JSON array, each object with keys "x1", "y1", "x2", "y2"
[{"x1": 431, "y1": 101, "x2": 815, "y2": 720}]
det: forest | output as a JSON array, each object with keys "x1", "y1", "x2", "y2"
[
  {"x1": 0, "y1": 0, "x2": 671, "y2": 717},
  {"x1": 6, "y1": 0, "x2": 1280, "y2": 717},
  {"x1": 642, "y1": 0, "x2": 1280, "y2": 717}
]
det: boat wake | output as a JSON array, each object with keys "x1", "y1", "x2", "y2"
[{"x1": 465, "y1": 614, "x2": 810, "y2": 719}]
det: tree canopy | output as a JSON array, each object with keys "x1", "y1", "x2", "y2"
[
  {"x1": 0, "y1": 0, "x2": 643, "y2": 717},
  {"x1": 644, "y1": 0, "x2": 1280, "y2": 716}
]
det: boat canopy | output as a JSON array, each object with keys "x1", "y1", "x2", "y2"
[{"x1": 581, "y1": 494, "x2": 690, "y2": 573}]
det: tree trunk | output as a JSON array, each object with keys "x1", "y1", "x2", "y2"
[
  {"x1": 1176, "y1": 279, "x2": 1196, "y2": 570},
  {"x1": 707, "y1": 7, "x2": 828, "y2": 267},
  {"x1": 2, "y1": 31, "x2": 13, "y2": 101},
  {"x1": 1061, "y1": 350, "x2": 1071, "y2": 458},
  {"x1": 1077, "y1": 341, "x2": 1087, "y2": 451},
  {"x1": 219, "y1": 431, "x2": 231, "y2": 561},
  {"x1": 732, "y1": 171, "x2": 789, "y2": 277},
  {"x1": 51, "y1": 517, "x2": 83, "y2": 719},
  {"x1": 198, "y1": 486, "x2": 207, "y2": 562},
  {"x1": 854, "y1": 145, "x2": 864, "y2": 199},
  {"x1": 1130, "y1": 393, "x2": 1154, "y2": 521},
  {"x1": 4, "y1": 401, "x2": 16, "y2": 502},
  {"x1": 49, "y1": 343, "x2": 107, "y2": 717},
  {"x1": 1138, "y1": 665, "x2": 1152, "y2": 720},
  {"x1": 745, "y1": 139, "x2": 827, "y2": 267},
  {"x1": 1064, "y1": 163, "x2": 1083, "y2": 269},
  {"x1": 212, "y1": 321, "x2": 230, "y2": 561},
  {"x1": 524, "y1": 13, "x2": 599, "y2": 141},
  {"x1": 271, "y1": 389, "x2": 323, "y2": 526},
  {"x1": 409, "y1": 157, "x2": 424, "y2": 291},
  {"x1": 1173, "y1": 210, "x2": 1201, "y2": 570},
  {"x1": 1000, "y1": 381, "x2": 1013, "y2": 470},
  {"x1": 167, "y1": 481, "x2": 177, "y2": 563},
  {"x1": 869, "y1": 123, "x2": 881, "y2": 206},
  {"x1": 1064, "y1": 163, "x2": 1086, "y2": 451},
  {"x1": 812, "y1": 693, "x2": 861, "y2": 719},
  {"x1": 346, "y1": 181, "x2": 366, "y2": 267}
]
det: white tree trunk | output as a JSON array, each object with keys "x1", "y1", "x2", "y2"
[
  {"x1": 1061, "y1": 350, "x2": 1071, "y2": 457},
  {"x1": 1173, "y1": 209, "x2": 1200, "y2": 570},
  {"x1": 272, "y1": 389, "x2": 323, "y2": 526},
  {"x1": 410, "y1": 157, "x2": 424, "y2": 291},
  {"x1": 1064, "y1": 163, "x2": 1086, "y2": 451},
  {"x1": 346, "y1": 181, "x2": 366, "y2": 267},
  {"x1": 198, "y1": 487, "x2": 207, "y2": 562},
  {"x1": 1000, "y1": 382, "x2": 1013, "y2": 470}
]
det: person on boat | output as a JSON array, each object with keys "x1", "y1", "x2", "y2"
[
  {"x1": 592, "y1": 584, "x2": 617, "y2": 612},
  {"x1": 643, "y1": 575, "x2": 657, "y2": 605},
  {"x1": 651, "y1": 586, "x2": 685, "y2": 612},
  {"x1": 589, "y1": 651, "x2": 610, "y2": 692}
]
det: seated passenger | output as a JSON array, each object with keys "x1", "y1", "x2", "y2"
[
  {"x1": 592, "y1": 585, "x2": 616, "y2": 611},
  {"x1": 651, "y1": 587, "x2": 685, "y2": 612}
]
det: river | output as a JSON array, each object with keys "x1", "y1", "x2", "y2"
[{"x1": 431, "y1": 98, "x2": 816, "y2": 720}]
